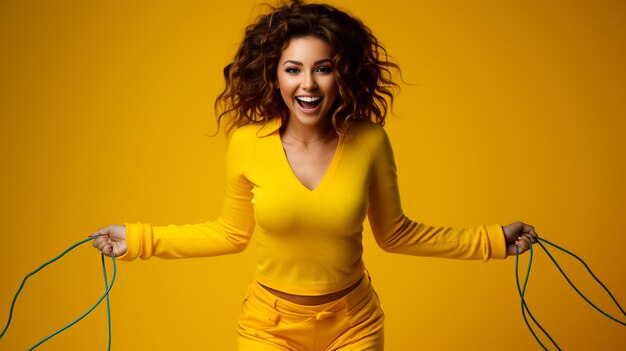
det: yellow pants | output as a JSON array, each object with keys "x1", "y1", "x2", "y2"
[{"x1": 237, "y1": 273, "x2": 385, "y2": 350}]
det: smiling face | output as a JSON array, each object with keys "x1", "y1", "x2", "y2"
[{"x1": 277, "y1": 36, "x2": 338, "y2": 131}]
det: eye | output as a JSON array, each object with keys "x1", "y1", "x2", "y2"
[
  {"x1": 315, "y1": 66, "x2": 332, "y2": 74},
  {"x1": 285, "y1": 67, "x2": 300, "y2": 74}
]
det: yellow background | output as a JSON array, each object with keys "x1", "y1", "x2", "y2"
[{"x1": 1, "y1": 0, "x2": 625, "y2": 350}]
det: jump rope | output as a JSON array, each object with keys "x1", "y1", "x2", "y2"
[
  {"x1": 0, "y1": 237, "x2": 116, "y2": 350},
  {"x1": 1, "y1": 235, "x2": 624, "y2": 350},
  {"x1": 515, "y1": 237, "x2": 625, "y2": 350}
]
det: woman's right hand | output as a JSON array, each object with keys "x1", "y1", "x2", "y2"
[{"x1": 90, "y1": 224, "x2": 128, "y2": 257}]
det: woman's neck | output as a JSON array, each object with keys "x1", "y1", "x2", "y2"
[{"x1": 281, "y1": 121, "x2": 336, "y2": 146}]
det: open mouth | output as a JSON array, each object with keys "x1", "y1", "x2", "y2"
[{"x1": 296, "y1": 96, "x2": 323, "y2": 110}]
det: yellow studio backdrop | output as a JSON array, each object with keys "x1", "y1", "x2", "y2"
[{"x1": 1, "y1": 0, "x2": 625, "y2": 350}]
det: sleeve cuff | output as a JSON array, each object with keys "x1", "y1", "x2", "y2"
[
  {"x1": 117, "y1": 222, "x2": 151, "y2": 261},
  {"x1": 486, "y1": 224, "x2": 507, "y2": 260}
]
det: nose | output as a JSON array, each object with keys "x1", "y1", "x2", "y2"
[{"x1": 301, "y1": 71, "x2": 318, "y2": 91}]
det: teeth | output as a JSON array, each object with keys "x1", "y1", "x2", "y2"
[{"x1": 296, "y1": 96, "x2": 322, "y2": 102}]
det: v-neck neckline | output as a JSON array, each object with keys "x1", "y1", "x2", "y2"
[{"x1": 275, "y1": 131, "x2": 344, "y2": 194}]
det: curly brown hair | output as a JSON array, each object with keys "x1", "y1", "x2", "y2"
[{"x1": 215, "y1": 0, "x2": 400, "y2": 134}]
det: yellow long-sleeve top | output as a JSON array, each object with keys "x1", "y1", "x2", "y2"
[{"x1": 121, "y1": 118, "x2": 507, "y2": 295}]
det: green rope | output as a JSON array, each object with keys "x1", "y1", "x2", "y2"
[
  {"x1": 537, "y1": 238, "x2": 626, "y2": 325},
  {"x1": 3, "y1": 234, "x2": 625, "y2": 351},
  {"x1": 102, "y1": 252, "x2": 112, "y2": 350},
  {"x1": 0, "y1": 237, "x2": 116, "y2": 350},
  {"x1": 516, "y1": 237, "x2": 625, "y2": 350},
  {"x1": 516, "y1": 239, "x2": 561, "y2": 350}
]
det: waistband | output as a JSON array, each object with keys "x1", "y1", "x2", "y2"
[{"x1": 246, "y1": 271, "x2": 373, "y2": 323}]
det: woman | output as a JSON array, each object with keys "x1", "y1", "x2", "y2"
[{"x1": 90, "y1": 1, "x2": 538, "y2": 350}]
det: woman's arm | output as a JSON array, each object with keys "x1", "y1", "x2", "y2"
[
  {"x1": 366, "y1": 125, "x2": 536, "y2": 260},
  {"x1": 90, "y1": 128, "x2": 255, "y2": 261}
]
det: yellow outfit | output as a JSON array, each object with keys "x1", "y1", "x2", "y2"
[
  {"x1": 120, "y1": 118, "x2": 506, "y2": 295},
  {"x1": 238, "y1": 271, "x2": 384, "y2": 351},
  {"x1": 119, "y1": 118, "x2": 507, "y2": 350}
]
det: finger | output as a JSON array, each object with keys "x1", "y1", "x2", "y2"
[
  {"x1": 96, "y1": 238, "x2": 111, "y2": 252},
  {"x1": 110, "y1": 246, "x2": 121, "y2": 257},
  {"x1": 104, "y1": 242, "x2": 117, "y2": 257},
  {"x1": 521, "y1": 233, "x2": 537, "y2": 244},
  {"x1": 92, "y1": 236, "x2": 104, "y2": 248},
  {"x1": 89, "y1": 227, "x2": 108, "y2": 238},
  {"x1": 93, "y1": 235, "x2": 108, "y2": 247},
  {"x1": 515, "y1": 237, "x2": 531, "y2": 252},
  {"x1": 101, "y1": 244, "x2": 112, "y2": 257},
  {"x1": 519, "y1": 223, "x2": 533, "y2": 234},
  {"x1": 107, "y1": 244, "x2": 122, "y2": 257},
  {"x1": 526, "y1": 225, "x2": 540, "y2": 239}
]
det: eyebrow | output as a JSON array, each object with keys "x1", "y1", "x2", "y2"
[{"x1": 282, "y1": 58, "x2": 332, "y2": 66}]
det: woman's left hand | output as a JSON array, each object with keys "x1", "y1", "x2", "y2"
[{"x1": 503, "y1": 221, "x2": 539, "y2": 256}]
